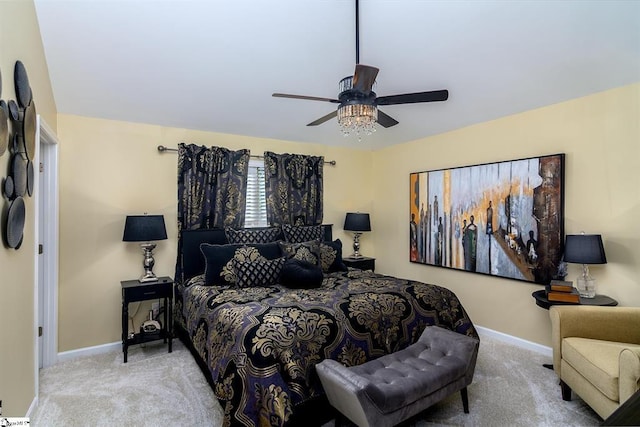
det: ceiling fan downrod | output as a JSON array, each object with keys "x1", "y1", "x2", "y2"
[{"x1": 355, "y1": 0, "x2": 360, "y2": 65}]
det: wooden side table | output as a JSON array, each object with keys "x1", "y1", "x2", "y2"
[
  {"x1": 343, "y1": 256, "x2": 375, "y2": 272},
  {"x1": 532, "y1": 290, "x2": 618, "y2": 310},
  {"x1": 121, "y1": 276, "x2": 173, "y2": 363}
]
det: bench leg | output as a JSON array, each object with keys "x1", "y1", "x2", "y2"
[
  {"x1": 560, "y1": 380, "x2": 572, "y2": 401},
  {"x1": 461, "y1": 387, "x2": 469, "y2": 413}
]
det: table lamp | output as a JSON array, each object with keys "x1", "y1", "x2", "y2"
[
  {"x1": 123, "y1": 214, "x2": 167, "y2": 282},
  {"x1": 563, "y1": 233, "x2": 607, "y2": 298},
  {"x1": 344, "y1": 212, "x2": 371, "y2": 258}
]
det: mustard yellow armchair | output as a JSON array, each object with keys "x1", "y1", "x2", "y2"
[{"x1": 549, "y1": 305, "x2": 640, "y2": 419}]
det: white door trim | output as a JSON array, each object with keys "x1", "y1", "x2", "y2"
[{"x1": 35, "y1": 116, "x2": 59, "y2": 371}]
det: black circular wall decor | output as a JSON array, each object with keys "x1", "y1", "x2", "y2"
[
  {"x1": 11, "y1": 153, "x2": 27, "y2": 197},
  {"x1": 23, "y1": 101, "x2": 36, "y2": 160},
  {"x1": 0, "y1": 102, "x2": 8, "y2": 157},
  {"x1": 6, "y1": 196, "x2": 25, "y2": 249},
  {"x1": 2, "y1": 60, "x2": 36, "y2": 250},
  {"x1": 4, "y1": 175, "x2": 14, "y2": 199},
  {"x1": 14, "y1": 61, "x2": 32, "y2": 108},
  {"x1": 8, "y1": 100, "x2": 19, "y2": 121}
]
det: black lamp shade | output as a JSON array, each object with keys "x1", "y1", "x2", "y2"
[
  {"x1": 344, "y1": 212, "x2": 371, "y2": 232},
  {"x1": 123, "y1": 215, "x2": 167, "y2": 242},
  {"x1": 563, "y1": 234, "x2": 607, "y2": 264}
]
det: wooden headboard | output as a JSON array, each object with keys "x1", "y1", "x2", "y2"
[{"x1": 180, "y1": 225, "x2": 333, "y2": 281}]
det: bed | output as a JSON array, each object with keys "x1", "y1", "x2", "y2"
[{"x1": 173, "y1": 225, "x2": 478, "y2": 427}]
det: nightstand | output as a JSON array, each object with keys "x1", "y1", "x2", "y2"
[
  {"x1": 343, "y1": 256, "x2": 375, "y2": 272},
  {"x1": 121, "y1": 276, "x2": 173, "y2": 363}
]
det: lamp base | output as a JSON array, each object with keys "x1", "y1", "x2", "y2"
[
  {"x1": 351, "y1": 232, "x2": 363, "y2": 258},
  {"x1": 139, "y1": 272, "x2": 159, "y2": 283},
  {"x1": 139, "y1": 242, "x2": 158, "y2": 283},
  {"x1": 576, "y1": 276, "x2": 596, "y2": 298},
  {"x1": 576, "y1": 264, "x2": 596, "y2": 298}
]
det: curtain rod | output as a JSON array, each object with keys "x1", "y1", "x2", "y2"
[{"x1": 157, "y1": 145, "x2": 336, "y2": 166}]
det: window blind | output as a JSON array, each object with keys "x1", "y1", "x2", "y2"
[{"x1": 244, "y1": 160, "x2": 268, "y2": 228}]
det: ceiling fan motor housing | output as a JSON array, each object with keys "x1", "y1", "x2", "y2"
[{"x1": 339, "y1": 76, "x2": 376, "y2": 107}]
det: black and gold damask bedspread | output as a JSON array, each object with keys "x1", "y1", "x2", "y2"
[{"x1": 177, "y1": 268, "x2": 477, "y2": 427}]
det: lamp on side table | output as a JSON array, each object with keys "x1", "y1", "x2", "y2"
[
  {"x1": 344, "y1": 212, "x2": 371, "y2": 258},
  {"x1": 563, "y1": 233, "x2": 607, "y2": 298},
  {"x1": 123, "y1": 214, "x2": 168, "y2": 282}
]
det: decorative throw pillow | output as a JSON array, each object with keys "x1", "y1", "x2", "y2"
[
  {"x1": 200, "y1": 242, "x2": 282, "y2": 286},
  {"x1": 224, "y1": 227, "x2": 282, "y2": 244},
  {"x1": 233, "y1": 257, "x2": 286, "y2": 288},
  {"x1": 320, "y1": 239, "x2": 348, "y2": 273},
  {"x1": 279, "y1": 240, "x2": 321, "y2": 266},
  {"x1": 280, "y1": 258, "x2": 324, "y2": 289},
  {"x1": 282, "y1": 224, "x2": 323, "y2": 243}
]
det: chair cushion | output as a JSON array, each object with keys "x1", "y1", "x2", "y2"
[{"x1": 562, "y1": 337, "x2": 640, "y2": 401}]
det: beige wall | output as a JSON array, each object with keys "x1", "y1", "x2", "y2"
[
  {"x1": 0, "y1": 0, "x2": 57, "y2": 417},
  {"x1": 372, "y1": 83, "x2": 640, "y2": 347},
  {"x1": 56, "y1": 115, "x2": 373, "y2": 351},
  {"x1": 58, "y1": 84, "x2": 639, "y2": 354}
]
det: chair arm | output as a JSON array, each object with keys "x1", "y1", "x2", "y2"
[
  {"x1": 620, "y1": 347, "x2": 640, "y2": 404},
  {"x1": 550, "y1": 306, "x2": 640, "y2": 376}
]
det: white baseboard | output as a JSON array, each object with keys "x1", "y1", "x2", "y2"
[
  {"x1": 26, "y1": 396, "x2": 38, "y2": 418},
  {"x1": 53, "y1": 328, "x2": 551, "y2": 364},
  {"x1": 57, "y1": 341, "x2": 121, "y2": 363},
  {"x1": 476, "y1": 325, "x2": 552, "y2": 357}
]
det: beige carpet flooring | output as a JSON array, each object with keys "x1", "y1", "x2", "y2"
[{"x1": 31, "y1": 333, "x2": 601, "y2": 426}]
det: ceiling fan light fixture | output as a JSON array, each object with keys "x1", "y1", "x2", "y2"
[
  {"x1": 337, "y1": 75, "x2": 377, "y2": 140},
  {"x1": 337, "y1": 103, "x2": 377, "y2": 140}
]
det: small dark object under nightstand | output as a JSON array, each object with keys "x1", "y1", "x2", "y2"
[
  {"x1": 121, "y1": 276, "x2": 173, "y2": 363},
  {"x1": 343, "y1": 256, "x2": 375, "y2": 272}
]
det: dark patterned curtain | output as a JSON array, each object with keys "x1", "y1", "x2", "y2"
[
  {"x1": 175, "y1": 143, "x2": 250, "y2": 282},
  {"x1": 264, "y1": 151, "x2": 323, "y2": 226}
]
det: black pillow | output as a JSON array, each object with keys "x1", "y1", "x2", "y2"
[
  {"x1": 282, "y1": 224, "x2": 323, "y2": 243},
  {"x1": 224, "y1": 227, "x2": 282, "y2": 244},
  {"x1": 200, "y1": 242, "x2": 282, "y2": 286},
  {"x1": 320, "y1": 239, "x2": 348, "y2": 273},
  {"x1": 181, "y1": 229, "x2": 227, "y2": 280},
  {"x1": 280, "y1": 258, "x2": 324, "y2": 289},
  {"x1": 233, "y1": 257, "x2": 285, "y2": 288},
  {"x1": 279, "y1": 240, "x2": 321, "y2": 266}
]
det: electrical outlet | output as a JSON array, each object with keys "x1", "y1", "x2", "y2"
[{"x1": 151, "y1": 302, "x2": 160, "y2": 319}]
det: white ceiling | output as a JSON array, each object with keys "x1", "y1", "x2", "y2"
[{"x1": 34, "y1": 0, "x2": 640, "y2": 150}]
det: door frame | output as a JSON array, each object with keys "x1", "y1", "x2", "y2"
[{"x1": 35, "y1": 116, "x2": 59, "y2": 373}]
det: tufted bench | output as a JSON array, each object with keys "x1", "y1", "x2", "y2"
[{"x1": 316, "y1": 326, "x2": 479, "y2": 427}]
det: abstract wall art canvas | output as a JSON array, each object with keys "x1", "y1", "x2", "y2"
[{"x1": 410, "y1": 154, "x2": 565, "y2": 285}]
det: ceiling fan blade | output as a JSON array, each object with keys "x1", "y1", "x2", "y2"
[
  {"x1": 377, "y1": 110, "x2": 399, "y2": 128},
  {"x1": 376, "y1": 89, "x2": 449, "y2": 106},
  {"x1": 273, "y1": 93, "x2": 340, "y2": 103},
  {"x1": 352, "y1": 64, "x2": 379, "y2": 94},
  {"x1": 307, "y1": 110, "x2": 338, "y2": 126}
]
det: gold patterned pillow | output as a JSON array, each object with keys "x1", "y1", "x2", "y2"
[
  {"x1": 279, "y1": 240, "x2": 321, "y2": 266},
  {"x1": 320, "y1": 239, "x2": 348, "y2": 273},
  {"x1": 200, "y1": 242, "x2": 282, "y2": 286}
]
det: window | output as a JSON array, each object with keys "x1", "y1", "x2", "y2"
[{"x1": 244, "y1": 159, "x2": 268, "y2": 228}]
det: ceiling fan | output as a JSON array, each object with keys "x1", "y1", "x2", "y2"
[{"x1": 272, "y1": 0, "x2": 449, "y2": 135}]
